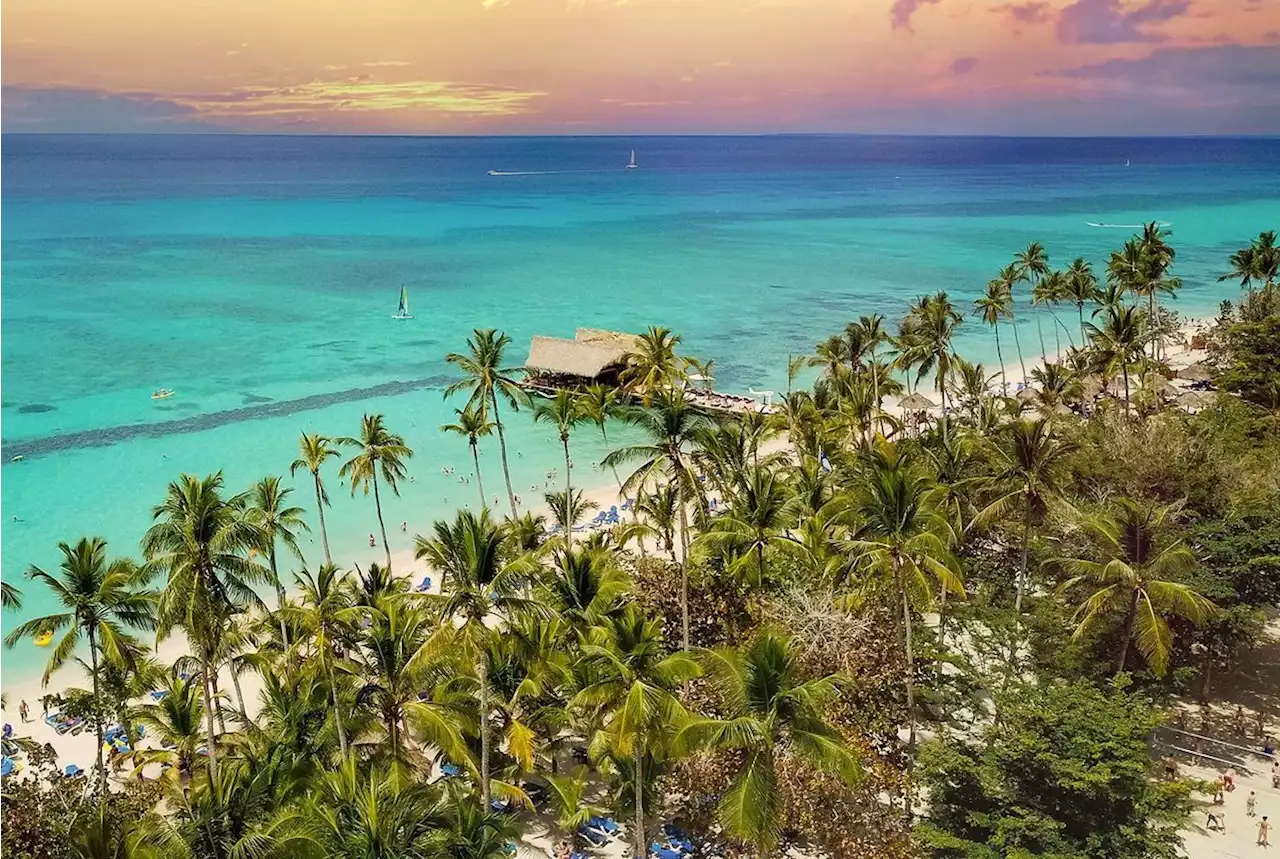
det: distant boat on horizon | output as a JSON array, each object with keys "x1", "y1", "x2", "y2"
[
  {"x1": 392, "y1": 286, "x2": 413, "y2": 320},
  {"x1": 626, "y1": 149, "x2": 637, "y2": 169}
]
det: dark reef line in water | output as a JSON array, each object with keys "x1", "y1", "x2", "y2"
[{"x1": 1, "y1": 375, "x2": 454, "y2": 462}]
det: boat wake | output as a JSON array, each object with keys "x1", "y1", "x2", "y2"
[{"x1": 1086, "y1": 221, "x2": 1173, "y2": 229}]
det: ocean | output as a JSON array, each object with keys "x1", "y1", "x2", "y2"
[{"x1": 2, "y1": 134, "x2": 1277, "y2": 681}]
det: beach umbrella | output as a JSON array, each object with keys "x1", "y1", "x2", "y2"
[
  {"x1": 898, "y1": 393, "x2": 937, "y2": 411},
  {"x1": 1176, "y1": 391, "x2": 1215, "y2": 413},
  {"x1": 1176, "y1": 362, "x2": 1213, "y2": 383},
  {"x1": 1016, "y1": 387, "x2": 1039, "y2": 405}
]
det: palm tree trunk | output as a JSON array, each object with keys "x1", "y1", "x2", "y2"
[
  {"x1": 470, "y1": 441, "x2": 486, "y2": 508},
  {"x1": 489, "y1": 393, "x2": 519, "y2": 518},
  {"x1": 1078, "y1": 304, "x2": 1087, "y2": 349},
  {"x1": 678, "y1": 497, "x2": 692, "y2": 651},
  {"x1": 201, "y1": 654, "x2": 220, "y2": 781},
  {"x1": 1014, "y1": 498, "x2": 1031, "y2": 615},
  {"x1": 314, "y1": 474, "x2": 333, "y2": 567},
  {"x1": 1010, "y1": 312, "x2": 1029, "y2": 386},
  {"x1": 634, "y1": 752, "x2": 646, "y2": 859},
  {"x1": 479, "y1": 652, "x2": 491, "y2": 805},
  {"x1": 1149, "y1": 292, "x2": 1158, "y2": 359},
  {"x1": 270, "y1": 546, "x2": 288, "y2": 646},
  {"x1": 994, "y1": 321, "x2": 1007, "y2": 396},
  {"x1": 231, "y1": 667, "x2": 246, "y2": 717},
  {"x1": 211, "y1": 674, "x2": 228, "y2": 733},
  {"x1": 1122, "y1": 362, "x2": 1132, "y2": 417},
  {"x1": 372, "y1": 470, "x2": 391, "y2": 569},
  {"x1": 563, "y1": 436, "x2": 573, "y2": 546},
  {"x1": 899, "y1": 574, "x2": 917, "y2": 752},
  {"x1": 1115, "y1": 588, "x2": 1140, "y2": 676},
  {"x1": 1036, "y1": 313, "x2": 1047, "y2": 362},
  {"x1": 329, "y1": 662, "x2": 348, "y2": 756},
  {"x1": 88, "y1": 626, "x2": 107, "y2": 801}
]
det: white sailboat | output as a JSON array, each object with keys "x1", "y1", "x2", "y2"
[
  {"x1": 626, "y1": 149, "x2": 637, "y2": 169},
  {"x1": 391, "y1": 286, "x2": 413, "y2": 320}
]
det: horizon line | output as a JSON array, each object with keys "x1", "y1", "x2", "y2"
[{"x1": 6, "y1": 131, "x2": 1280, "y2": 140}]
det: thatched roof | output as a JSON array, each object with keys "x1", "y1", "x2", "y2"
[
  {"x1": 524, "y1": 336, "x2": 629, "y2": 379},
  {"x1": 1176, "y1": 362, "x2": 1213, "y2": 383},
  {"x1": 1016, "y1": 386, "x2": 1039, "y2": 404},
  {"x1": 899, "y1": 393, "x2": 937, "y2": 411},
  {"x1": 1079, "y1": 375, "x2": 1105, "y2": 399},
  {"x1": 575, "y1": 328, "x2": 643, "y2": 351}
]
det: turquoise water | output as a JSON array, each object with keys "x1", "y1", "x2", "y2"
[{"x1": 3, "y1": 135, "x2": 1278, "y2": 682}]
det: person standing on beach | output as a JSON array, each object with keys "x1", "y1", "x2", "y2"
[
  {"x1": 1248, "y1": 790, "x2": 1258, "y2": 817},
  {"x1": 1259, "y1": 816, "x2": 1271, "y2": 847}
]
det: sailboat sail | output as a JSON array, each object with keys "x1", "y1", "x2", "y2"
[{"x1": 392, "y1": 286, "x2": 413, "y2": 319}]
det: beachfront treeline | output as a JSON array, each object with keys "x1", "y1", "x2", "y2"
[{"x1": 3, "y1": 227, "x2": 1280, "y2": 859}]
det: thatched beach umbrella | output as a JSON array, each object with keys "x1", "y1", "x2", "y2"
[
  {"x1": 898, "y1": 393, "x2": 937, "y2": 411},
  {"x1": 1176, "y1": 362, "x2": 1213, "y2": 383},
  {"x1": 1016, "y1": 387, "x2": 1039, "y2": 405},
  {"x1": 1154, "y1": 377, "x2": 1182, "y2": 400},
  {"x1": 1079, "y1": 375, "x2": 1105, "y2": 400},
  {"x1": 1176, "y1": 390, "x2": 1215, "y2": 413}
]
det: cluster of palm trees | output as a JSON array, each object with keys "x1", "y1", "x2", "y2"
[{"x1": 8, "y1": 226, "x2": 1269, "y2": 859}]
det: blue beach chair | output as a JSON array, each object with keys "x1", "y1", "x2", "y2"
[{"x1": 64, "y1": 764, "x2": 84, "y2": 778}]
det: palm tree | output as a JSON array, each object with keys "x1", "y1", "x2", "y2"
[
  {"x1": 581, "y1": 383, "x2": 644, "y2": 552},
  {"x1": 603, "y1": 388, "x2": 710, "y2": 649},
  {"x1": 282, "y1": 563, "x2": 362, "y2": 756},
  {"x1": 446, "y1": 328, "x2": 526, "y2": 518},
  {"x1": 129, "y1": 672, "x2": 205, "y2": 786},
  {"x1": 1029, "y1": 362, "x2": 1078, "y2": 412},
  {"x1": 1063, "y1": 258, "x2": 1100, "y2": 347},
  {"x1": 908, "y1": 291, "x2": 963, "y2": 422},
  {"x1": 1014, "y1": 242, "x2": 1051, "y2": 362},
  {"x1": 442, "y1": 404, "x2": 495, "y2": 509},
  {"x1": 676, "y1": 629, "x2": 861, "y2": 857},
  {"x1": 273, "y1": 760, "x2": 445, "y2": 859},
  {"x1": 975, "y1": 272, "x2": 1014, "y2": 394},
  {"x1": 338, "y1": 414, "x2": 412, "y2": 569},
  {"x1": 1, "y1": 580, "x2": 22, "y2": 609},
  {"x1": 143, "y1": 472, "x2": 270, "y2": 781},
  {"x1": 842, "y1": 443, "x2": 961, "y2": 750},
  {"x1": 4, "y1": 537, "x2": 155, "y2": 798},
  {"x1": 1052, "y1": 499, "x2": 1218, "y2": 676},
  {"x1": 432, "y1": 783, "x2": 523, "y2": 859},
  {"x1": 542, "y1": 768, "x2": 608, "y2": 850},
  {"x1": 414, "y1": 509, "x2": 542, "y2": 804},
  {"x1": 975, "y1": 419, "x2": 1078, "y2": 615},
  {"x1": 575, "y1": 606, "x2": 700, "y2": 859},
  {"x1": 1087, "y1": 304, "x2": 1146, "y2": 416},
  {"x1": 353, "y1": 597, "x2": 471, "y2": 769},
  {"x1": 697, "y1": 467, "x2": 801, "y2": 588},
  {"x1": 541, "y1": 546, "x2": 628, "y2": 631},
  {"x1": 1136, "y1": 222, "x2": 1180, "y2": 359},
  {"x1": 290, "y1": 433, "x2": 340, "y2": 567},
  {"x1": 247, "y1": 476, "x2": 309, "y2": 644},
  {"x1": 859, "y1": 314, "x2": 891, "y2": 431},
  {"x1": 634, "y1": 485, "x2": 680, "y2": 563},
  {"x1": 1220, "y1": 231, "x2": 1279, "y2": 296},
  {"x1": 533, "y1": 389, "x2": 585, "y2": 501},
  {"x1": 620, "y1": 326, "x2": 686, "y2": 400}
]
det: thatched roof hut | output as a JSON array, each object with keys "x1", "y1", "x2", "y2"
[
  {"x1": 898, "y1": 393, "x2": 938, "y2": 411},
  {"x1": 523, "y1": 328, "x2": 642, "y2": 385},
  {"x1": 524, "y1": 336, "x2": 630, "y2": 382},
  {"x1": 1176, "y1": 390, "x2": 1215, "y2": 413},
  {"x1": 1176, "y1": 362, "x2": 1213, "y2": 383}
]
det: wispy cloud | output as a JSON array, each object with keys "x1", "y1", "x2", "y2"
[
  {"x1": 890, "y1": 0, "x2": 943, "y2": 30},
  {"x1": 952, "y1": 57, "x2": 979, "y2": 74},
  {"x1": 174, "y1": 78, "x2": 546, "y2": 118},
  {"x1": 1, "y1": 85, "x2": 221, "y2": 132},
  {"x1": 361, "y1": 60, "x2": 413, "y2": 68},
  {"x1": 1056, "y1": 0, "x2": 1189, "y2": 44},
  {"x1": 997, "y1": 1, "x2": 1051, "y2": 24}
]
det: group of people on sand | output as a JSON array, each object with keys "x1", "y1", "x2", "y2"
[
  {"x1": 1205, "y1": 768, "x2": 1272, "y2": 846},
  {"x1": 685, "y1": 388, "x2": 767, "y2": 413}
]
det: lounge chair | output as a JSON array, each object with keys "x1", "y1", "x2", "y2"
[
  {"x1": 589, "y1": 816, "x2": 620, "y2": 835},
  {"x1": 578, "y1": 826, "x2": 608, "y2": 847},
  {"x1": 441, "y1": 762, "x2": 462, "y2": 778},
  {"x1": 64, "y1": 764, "x2": 85, "y2": 778},
  {"x1": 416, "y1": 576, "x2": 433, "y2": 592},
  {"x1": 651, "y1": 843, "x2": 683, "y2": 859}
]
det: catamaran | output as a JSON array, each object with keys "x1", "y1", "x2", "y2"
[
  {"x1": 392, "y1": 286, "x2": 413, "y2": 320},
  {"x1": 626, "y1": 150, "x2": 637, "y2": 169}
]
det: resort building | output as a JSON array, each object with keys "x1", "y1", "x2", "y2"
[{"x1": 523, "y1": 328, "x2": 641, "y2": 388}]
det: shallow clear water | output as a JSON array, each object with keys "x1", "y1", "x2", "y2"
[{"x1": 3, "y1": 134, "x2": 1278, "y2": 681}]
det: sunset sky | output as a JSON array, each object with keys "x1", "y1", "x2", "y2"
[{"x1": 3, "y1": 0, "x2": 1277, "y2": 134}]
